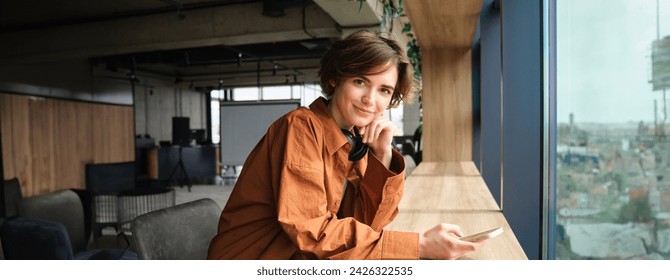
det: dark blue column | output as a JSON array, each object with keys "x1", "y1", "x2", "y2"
[
  {"x1": 500, "y1": 0, "x2": 544, "y2": 259},
  {"x1": 479, "y1": 0, "x2": 503, "y2": 208}
]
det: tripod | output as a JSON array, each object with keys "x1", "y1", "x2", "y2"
[{"x1": 168, "y1": 146, "x2": 192, "y2": 192}]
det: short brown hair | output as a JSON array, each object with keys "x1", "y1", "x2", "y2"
[{"x1": 318, "y1": 30, "x2": 418, "y2": 108}]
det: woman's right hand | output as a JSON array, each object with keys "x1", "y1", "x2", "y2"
[{"x1": 418, "y1": 223, "x2": 486, "y2": 260}]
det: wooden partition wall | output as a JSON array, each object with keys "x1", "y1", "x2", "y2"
[
  {"x1": 404, "y1": 0, "x2": 482, "y2": 162},
  {"x1": 1, "y1": 93, "x2": 134, "y2": 197}
]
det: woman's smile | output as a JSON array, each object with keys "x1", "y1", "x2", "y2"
[{"x1": 354, "y1": 105, "x2": 375, "y2": 115}]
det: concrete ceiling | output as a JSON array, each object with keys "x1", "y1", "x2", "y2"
[{"x1": 0, "y1": 0, "x2": 397, "y2": 88}]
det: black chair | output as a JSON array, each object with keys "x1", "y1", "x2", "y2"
[
  {"x1": 1, "y1": 177, "x2": 22, "y2": 219},
  {"x1": 0, "y1": 217, "x2": 136, "y2": 260},
  {"x1": 14, "y1": 189, "x2": 138, "y2": 260},
  {"x1": 401, "y1": 141, "x2": 416, "y2": 160},
  {"x1": 1, "y1": 217, "x2": 79, "y2": 260},
  {"x1": 131, "y1": 198, "x2": 221, "y2": 260}
]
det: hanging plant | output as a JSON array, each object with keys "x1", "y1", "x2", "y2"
[
  {"x1": 402, "y1": 22, "x2": 422, "y2": 80},
  {"x1": 356, "y1": 0, "x2": 403, "y2": 32}
]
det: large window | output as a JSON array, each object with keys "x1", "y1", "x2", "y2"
[{"x1": 556, "y1": 0, "x2": 670, "y2": 259}]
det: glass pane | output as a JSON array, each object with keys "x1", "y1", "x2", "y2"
[
  {"x1": 292, "y1": 85, "x2": 302, "y2": 99},
  {"x1": 557, "y1": 0, "x2": 670, "y2": 260},
  {"x1": 211, "y1": 98, "x2": 220, "y2": 144},
  {"x1": 388, "y1": 105, "x2": 404, "y2": 136},
  {"x1": 262, "y1": 85, "x2": 291, "y2": 100},
  {"x1": 210, "y1": 89, "x2": 223, "y2": 100},
  {"x1": 233, "y1": 87, "x2": 259, "y2": 101},
  {"x1": 302, "y1": 83, "x2": 322, "y2": 107}
]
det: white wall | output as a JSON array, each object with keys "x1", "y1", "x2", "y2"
[{"x1": 133, "y1": 82, "x2": 206, "y2": 142}]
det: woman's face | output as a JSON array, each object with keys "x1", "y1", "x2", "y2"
[{"x1": 328, "y1": 64, "x2": 398, "y2": 130}]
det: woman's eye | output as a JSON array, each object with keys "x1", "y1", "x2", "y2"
[
  {"x1": 354, "y1": 79, "x2": 365, "y2": 86},
  {"x1": 381, "y1": 88, "x2": 391, "y2": 94}
]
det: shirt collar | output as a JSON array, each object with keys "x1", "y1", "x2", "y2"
[{"x1": 309, "y1": 97, "x2": 349, "y2": 156}]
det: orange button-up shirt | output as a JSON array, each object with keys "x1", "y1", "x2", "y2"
[{"x1": 207, "y1": 97, "x2": 419, "y2": 259}]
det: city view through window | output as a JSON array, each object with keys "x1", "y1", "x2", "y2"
[{"x1": 556, "y1": 0, "x2": 670, "y2": 259}]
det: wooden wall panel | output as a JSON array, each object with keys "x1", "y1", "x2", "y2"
[
  {"x1": 13, "y1": 96, "x2": 30, "y2": 195},
  {"x1": 1, "y1": 93, "x2": 134, "y2": 197},
  {"x1": 422, "y1": 48, "x2": 473, "y2": 162},
  {"x1": 91, "y1": 104, "x2": 134, "y2": 163},
  {"x1": 403, "y1": 0, "x2": 482, "y2": 162},
  {"x1": 1, "y1": 95, "x2": 15, "y2": 182},
  {"x1": 54, "y1": 100, "x2": 81, "y2": 190},
  {"x1": 1, "y1": 95, "x2": 30, "y2": 193},
  {"x1": 28, "y1": 97, "x2": 56, "y2": 196},
  {"x1": 75, "y1": 101, "x2": 95, "y2": 185}
]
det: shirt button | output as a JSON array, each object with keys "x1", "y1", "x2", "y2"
[{"x1": 344, "y1": 143, "x2": 351, "y2": 149}]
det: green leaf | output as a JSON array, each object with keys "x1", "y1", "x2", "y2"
[
  {"x1": 380, "y1": 6, "x2": 387, "y2": 29},
  {"x1": 402, "y1": 23, "x2": 411, "y2": 33}
]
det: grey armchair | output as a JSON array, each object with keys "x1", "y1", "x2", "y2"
[{"x1": 131, "y1": 198, "x2": 221, "y2": 260}]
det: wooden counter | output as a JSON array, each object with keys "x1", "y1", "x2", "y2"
[
  {"x1": 387, "y1": 210, "x2": 527, "y2": 260},
  {"x1": 411, "y1": 161, "x2": 481, "y2": 176},
  {"x1": 388, "y1": 161, "x2": 527, "y2": 260},
  {"x1": 400, "y1": 175, "x2": 500, "y2": 211}
]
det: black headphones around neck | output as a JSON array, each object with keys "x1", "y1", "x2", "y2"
[{"x1": 342, "y1": 127, "x2": 368, "y2": 161}]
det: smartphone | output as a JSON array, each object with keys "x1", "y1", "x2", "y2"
[{"x1": 460, "y1": 227, "x2": 503, "y2": 242}]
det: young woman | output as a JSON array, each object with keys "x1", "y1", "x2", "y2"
[{"x1": 207, "y1": 30, "x2": 484, "y2": 260}]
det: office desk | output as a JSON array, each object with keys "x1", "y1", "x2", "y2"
[{"x1": 388, "y1": 161, "x2": 527, "y2": 259}]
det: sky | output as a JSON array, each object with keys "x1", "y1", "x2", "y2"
[{"x1": 557, "y1": 0, "x2": 670, "y2": 124}]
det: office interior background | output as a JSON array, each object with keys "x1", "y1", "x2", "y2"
[{"x1": 2, "y1": 0, "x2": 670, "y2": 260}]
